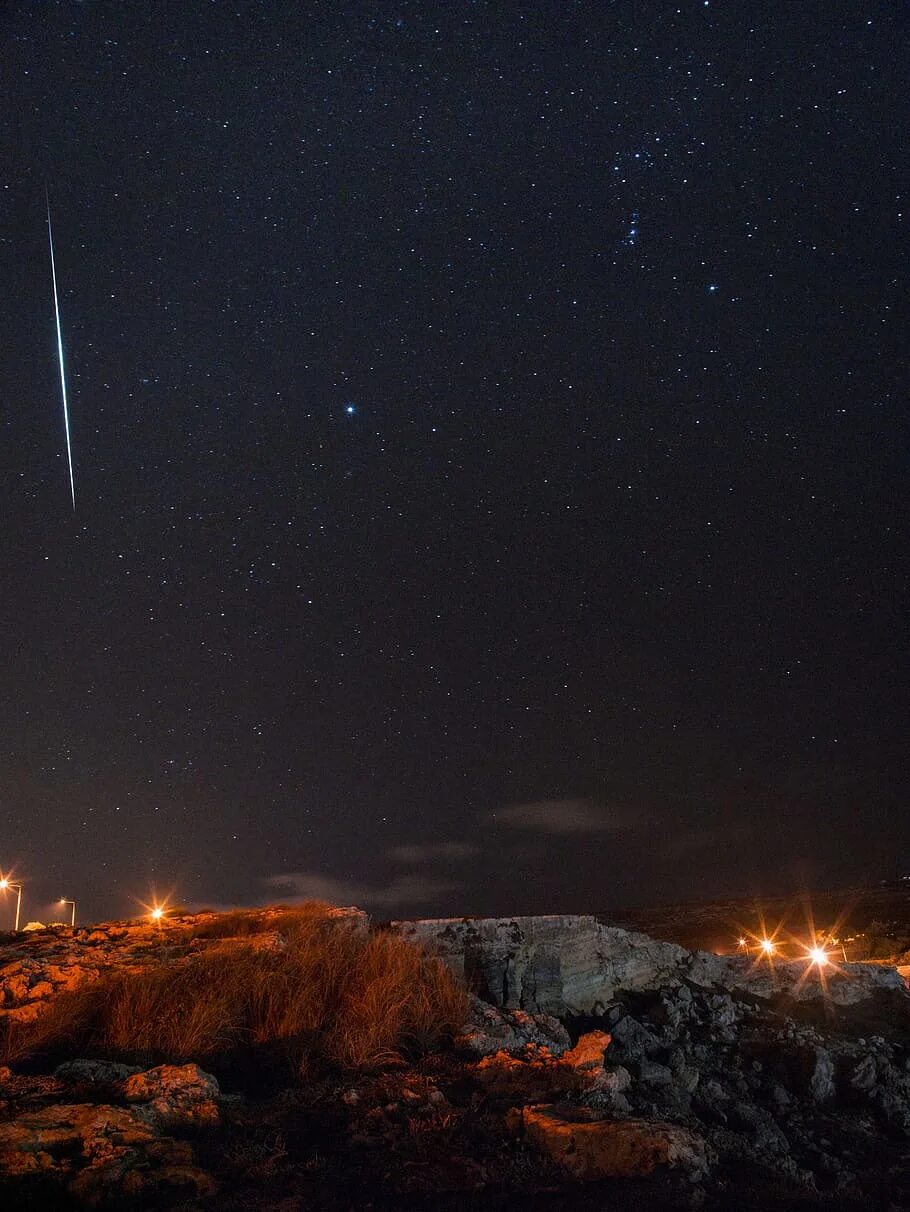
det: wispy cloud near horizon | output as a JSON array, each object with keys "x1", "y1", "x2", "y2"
[
  {"x1": 263, "y1": 870, "x2": 459, "y2": 911},
  {"x1": 496, "y1": 798, "x2": 633, "y2": 834},
  {"x1": 385, "y1": 840, "x2": 478, "y2": 864}
]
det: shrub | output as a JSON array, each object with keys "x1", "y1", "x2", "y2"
[{"x1": 1, "y1": 910, "x2": 467, "y2": 1079}]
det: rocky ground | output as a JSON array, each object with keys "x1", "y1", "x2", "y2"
[{"x1": 2, "y1": 909, "x2": 910, "y2": 1209}]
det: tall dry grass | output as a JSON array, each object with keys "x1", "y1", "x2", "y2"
[
  {"x1": 184, "y1": 901, "x2": 333, "y2": 941},
  {"x1": 0, "y1": 910, "x2": 466, "y2": 1079}
]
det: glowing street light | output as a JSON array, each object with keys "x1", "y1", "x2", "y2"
[
  {"x1": 760, "y1": 938, "x2": 775, "y2": 956},
  {"x1": 59, "y1": 898, "x2": 76, "y2": 929},
  {"x1": 807, "y1": 944, "x2": 830, "y2": 967},
  {"x1": 737, "y1": 937, "x2": 747, "y2": 949},
  {"x1": 150, "y1": 906, "x2": 165, "y2": 923},
  {"x1": 0, "y1": 878, "x2": 23, "y2": 932}
]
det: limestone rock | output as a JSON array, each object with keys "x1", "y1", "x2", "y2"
[
  {"x1": 560, "y1": 1030, "x2": 612, "y2": 1077},
  {"x1": 123, "y1": 1063, "x2": 221, "y2": 1128},
  {"x1": 474, "y1": 1031, "x2": 615, "y2": 1102},
  {"x1": 0, "y1": 1101, "x2": 215, "y2": 1201},
  {"x1": 516, "y1": 1103, "x2": 709, "y2": 1181},
  {"x1": 609, "y1": 1015, "x2": 662, "y2": 1062},
  {"x1": 392, "y1": 915, "x2": 688, "y2": 1015},
  {"x1": 807, "y1": 1047, "x2": 835, "y2": 1103},
  {"x1": 455, "y1": 993, "x2": 570, "y2": 1058},
  {"x1": 394, "y1": 914, "x2": 905, "y2": 1018}
]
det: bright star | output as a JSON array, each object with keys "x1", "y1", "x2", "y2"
[
  {"x1": 708, "y1": 284, "x2": 719, "y2": 293},
  {"x1": 345, "y1": 404, "x2": 357, "y2": 415}
]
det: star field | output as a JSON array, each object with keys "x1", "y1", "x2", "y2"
[{"x1": 0, "y1": 2, "x2": 906, "y2": 924}]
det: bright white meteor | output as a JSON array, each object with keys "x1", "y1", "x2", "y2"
[{"x1": 46, "y1": 191, "x2": 75, "y2": 511}]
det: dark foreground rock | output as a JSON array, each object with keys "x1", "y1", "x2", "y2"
[{"x1": 0, "y1": 1063, "x2": 223, "y2": 1204}]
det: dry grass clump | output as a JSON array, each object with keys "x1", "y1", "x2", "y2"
[
  {"x1": 1, "y1": 911, "x2": 467, "y2": 1079},
  {"x1": 185, "y1": 901, "x2": 334, "y2": 941}
]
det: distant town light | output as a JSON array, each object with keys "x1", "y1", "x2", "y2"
[
  {"x1": 808, "y1": 945, "x2": 830, "y2": 966},
  {"x1": 150, "y1": 906, "x2": 164, "y2": 922},
  {"x1": 760, "y1": 938, "x2": 775, "y2": 955}
]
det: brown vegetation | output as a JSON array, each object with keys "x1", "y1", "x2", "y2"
[
  {"x1": 0, "y1": 906, "x2": 466, "y2": 1078},
  {"x1": 183, "y1": 902, "x2": 333, "y2": 941}
]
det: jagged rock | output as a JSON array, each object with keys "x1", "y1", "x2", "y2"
[
  {"x1": 558, "y1": 1029, "x2": 609, "y2": 1072},
  {"x1": 514, "y1": 1103, "x2": 709, "y2": 1181},
  {"x1": 455, "y1": 993, "x2": 571, "y2": 1058},
  {"x1": 647, "y1": 986, "x2": 694, "y2": 1031},
  {"x1": 0, "y1": 1102, "x2": 215, "y2": 1201},
  {"x1": 55, "y1": 1060, "x2": 142, "y2": 1085},
  {"x1": 849, "y1": 1054, "x2": 878, "y2": 1093},
  {"x1": 807, "y1": 1047, "x2": 835, "y2": 1103},
  {"x1": 639, "y1": 1059, "x2": 673, "y2": 1088},
  {"x1": 123, "y1": 1063, "x2": 221, "y2": 1128},
  {"x1": 474, "y1": 1031, "x2": 614, "y2": 1102},
  {"x1": 704, "y1": 991, "x2": 737, "y2": 1028},
  {"x1": 609, "y1": 1015, "x2": 662, "y2": 1062}
]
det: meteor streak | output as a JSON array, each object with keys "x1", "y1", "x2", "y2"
[{"x1": 46, "y1": 190, "x2": 75, "y2": 511}]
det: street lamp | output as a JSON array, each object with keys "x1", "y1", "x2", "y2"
[
  {"x1": 59, "y1": 898, "x2": 76, "y2": 929},
  {"x1": 0, "y1": 878, "x2": 23, "y2": 932},
  {"x1": 150, "y1": 906, "x2": 164, "y2": 923}
]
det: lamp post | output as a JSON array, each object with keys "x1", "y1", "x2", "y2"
[
  {"x1": 59, "y1": 898, "x2": 76, "y2": 929},
  {"x1": 0, "y1": 879, "x2": 23, "y2": 932}
]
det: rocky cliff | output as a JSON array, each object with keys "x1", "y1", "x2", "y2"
[{"x1": 390, "y1": 914, "x2": 905, "y2": 1014}]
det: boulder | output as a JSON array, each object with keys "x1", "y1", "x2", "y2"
[
  {"x1": 123, "y1": 1063, "x2": 221, "y2": 1129},
  {"x1": 54, "y1": 1059, "x2": 143, "y2": 1086},
  {"x1": 515, "y1": 1103, "x2": 709, "y2": 1181}
]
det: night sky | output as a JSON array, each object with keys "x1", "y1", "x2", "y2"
[{"x1": 2, "y1": 2, "x2": 907, "y2": 927}]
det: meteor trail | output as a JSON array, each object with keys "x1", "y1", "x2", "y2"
[{"x1": 46, "y1": 190, "x2": 75, "y2": 511}]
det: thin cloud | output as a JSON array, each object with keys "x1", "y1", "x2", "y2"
[
  {"x1": 385, "y1": 841, "x2": 478, "y2": 864},
  {"x1": 497, "y1": 798, "x2": 631, "y2": 834},
  {"x1": 263, "y1": 871, "x2": 458, "y2": 911}
]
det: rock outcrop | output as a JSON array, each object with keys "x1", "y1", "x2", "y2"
[
  {"x1": 0, "y1": 1062, "x2": 224, "y2": 1202},
  {"x1": 513, "y1": 1103, "x2": 709, "y2": 1181},
  {"x1": 392, "y1": 914, "x2": 905, "y2": 1015}
]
